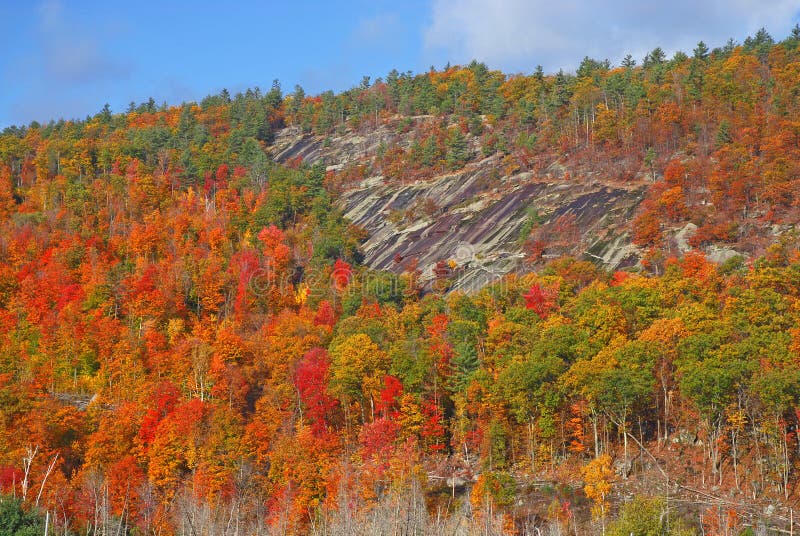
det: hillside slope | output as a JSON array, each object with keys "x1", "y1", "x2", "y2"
[
  {"x1": 271, "y1": 124, "x2": 644, "y2": 290},
  {"x1": 266, "y1": 33, "x2": 800, "y2": 288},
  {"x1": 1, "y1": 28, "x2": 800, "y2": 536}
]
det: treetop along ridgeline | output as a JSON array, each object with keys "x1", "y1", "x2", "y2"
[{"x1": 1, "y1": 27, "x2": 800, "y2": 535}]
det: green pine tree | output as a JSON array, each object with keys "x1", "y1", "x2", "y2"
[{"x1": 445, "y1": 128, "x2": 469, "y2": 170}]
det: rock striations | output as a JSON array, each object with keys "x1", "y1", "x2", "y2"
[{"x1": 270, "y1": 124, "x2": 645, "y2": 290}]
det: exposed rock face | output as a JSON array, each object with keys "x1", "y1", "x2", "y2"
[
  {"x1": 674, "y1": 223, "x2": 698, "y2": 254},
  {"x1": 270, "y1": 126, "x2": 645, "y2": 290},
  {"x1": 271, "y1": 124, "x2": 396, "y2": 168},
  {"x1": 339, "y1": 169, "x2": 644, "y2": 291}
]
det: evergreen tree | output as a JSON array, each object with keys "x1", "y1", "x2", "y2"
[
  {"x1": 744, "y1": 27, "x2": 774, "y2": 61},
  {"x1": 450, "y1": 341, "x2": 479, "y2": 392},
  {"x1": 445, "y1": 127, "x2": 469, "y2": 170},
  {"x1": 290, "y1": 84, "x2": 306, "y2": 125},
  {"x1": 0, "y1": 495, "x2": 45, "y2": 536},
  {"x1": 693, "y1": 40, "x2": 709, "y2": 60},
  {"x1": 621, "y1": 54, "x2": 636, "y2": 69},
  {"x1": 643, "y1": 47, "x2": 666, "y2": 67},
  {"x1": 98, "y1": 103, "x2": 112, "y2": 124},
  {"x1": 265, "y1": 79, "x2": 283, "y2": 109},
  {"x1": 716, "y1": 120, "x2": 732, "y2": 146}
]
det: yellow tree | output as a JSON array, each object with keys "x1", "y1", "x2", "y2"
[
  {"x1": 582, "y1": 454, "x2": 615, "y2": 531},
  {"x1": 329, "y1": 333, "x2": 389, "y2": 424}
]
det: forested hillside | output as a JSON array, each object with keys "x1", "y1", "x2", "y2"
[{"x1": 1, "y1": 27, "x2": 800, "y2": 535}]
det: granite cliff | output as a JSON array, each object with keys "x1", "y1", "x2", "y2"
[{"x1": 270, "y1": 121, "x2": 645, "y2": 290}]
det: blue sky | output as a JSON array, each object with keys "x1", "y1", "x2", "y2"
[{"x1": 1, "y1": 0, "x2": 799, "y2": 128}]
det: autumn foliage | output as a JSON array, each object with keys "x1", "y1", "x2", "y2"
[{"x1": 2, "y1": 28, "x2": 800, "y2": 534}]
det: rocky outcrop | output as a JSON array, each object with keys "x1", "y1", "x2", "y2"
[
  {"x1": 270, "y1": 126, "x2": 645, "y2": 291},
  {"x1": 338, "y1": 168, "x2": 643, "y2": 291}
]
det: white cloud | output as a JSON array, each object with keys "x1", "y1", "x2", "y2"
[
  {"x1": 1, "y1": 0, "x2": 133, "y2": 125},
  {"x1": 352, "y1": 13, "x2": 400, "y2": 46},
  {"x1": 38, "y1": 0, "x2": 130, "y2": 83},
  {"x1": 424, "y1": 0, "x2": 800, "y2": 73}
]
